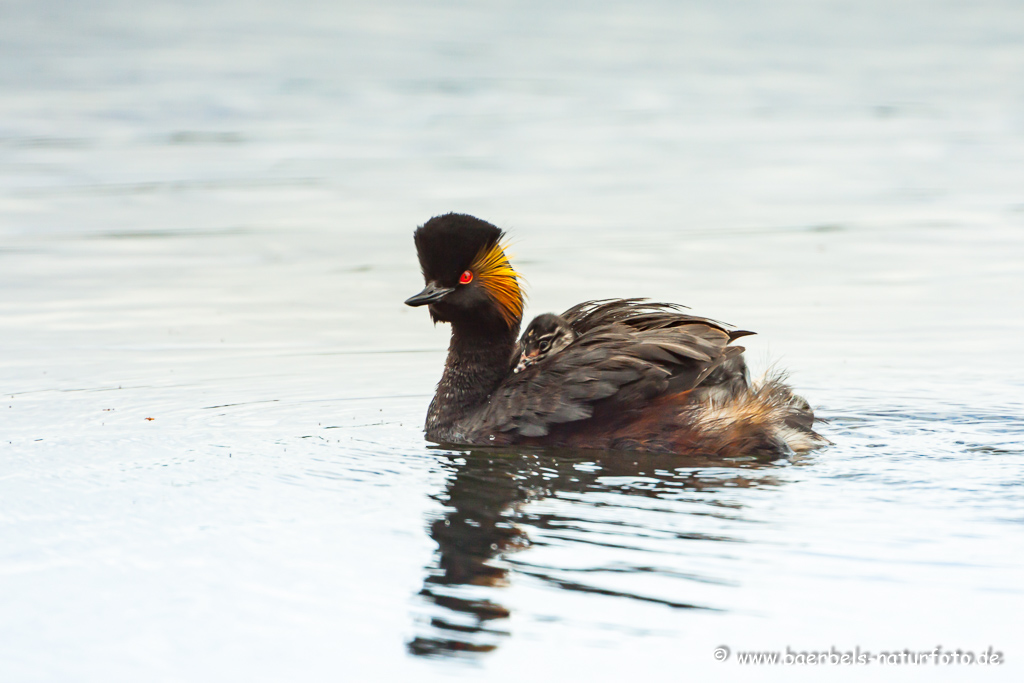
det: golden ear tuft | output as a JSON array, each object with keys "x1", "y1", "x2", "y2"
[{"x1": 470, "y1": 240, "x2": 525, "y2": 328}]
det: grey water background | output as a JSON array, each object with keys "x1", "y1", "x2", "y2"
[{"x1": 2, "y1": 0, "x2": 1023, "y2": 680}]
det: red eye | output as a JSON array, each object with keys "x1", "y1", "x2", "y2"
[{"x1": 459, "y1": 270, "x2": 473, "y2": 284}]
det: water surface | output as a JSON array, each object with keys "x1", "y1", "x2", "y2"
[{"x1": 2, "y1": 0, "x2": 1023, "y2": 681}]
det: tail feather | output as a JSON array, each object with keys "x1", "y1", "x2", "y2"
[{"x1": 690, "y1": 371, "x2": 828, "y2": 455}]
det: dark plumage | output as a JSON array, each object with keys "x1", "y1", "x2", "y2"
[{"x1": 406, "y1": 213, "x2": 826, "y2": 456}]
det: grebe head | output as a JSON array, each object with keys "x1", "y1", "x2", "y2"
[
  {"x1": 406, "y1": 213, "x2": 524, "y2": 330},
  {"x1": 515, "y1": 313, "x2": 575, "y2": 372}
]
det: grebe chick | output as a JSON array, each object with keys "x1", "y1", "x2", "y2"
[
  {"x1": 515, "y1": 313, "x2": 576, "y2": 373},
  {"x1": 405, "y1": 213, "x2": 826, "y2": 456}
]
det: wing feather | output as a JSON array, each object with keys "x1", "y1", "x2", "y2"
[{"x1": 465, "y1": 299, "x2": 755, "y2": 439}]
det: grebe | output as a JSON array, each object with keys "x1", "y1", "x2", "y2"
[
  {"x1": 405, "y1": 213, "x2": 824, "y2": 456},
  {"x1": 515, "y1": 313, "x2": 576, "y2": 373}
]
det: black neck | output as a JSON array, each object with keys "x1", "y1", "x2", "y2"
[{"x1": 426, "y1": 318, "x2": 519, "y2": 441}]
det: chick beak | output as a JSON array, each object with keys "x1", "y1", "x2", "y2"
[
  {"x1": 405, "y1": 282, "x2": 455, "y2": 307},
  {"x1": 514, "y1": 350, "x2": 539, "y2": 373}
]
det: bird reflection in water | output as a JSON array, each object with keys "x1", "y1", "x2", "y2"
[{"x1": 407, "y1": 447, "x2": 788, "y2": 657}]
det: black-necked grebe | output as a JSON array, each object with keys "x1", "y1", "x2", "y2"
[
  {"x1": 515, "y1": 313, "x2": 575, "y2": 373},
  {"x1": 405, "y1": 213, "x2": 825, "y2": 456}
]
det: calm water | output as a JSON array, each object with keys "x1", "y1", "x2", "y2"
[{"x1": 2, "y1": 0, "x2": 1023, "y2": 680}]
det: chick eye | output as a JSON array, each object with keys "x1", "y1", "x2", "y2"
[
  {"x1": 459, "y1": 270, "x2": 473, "y2": 284},
  {"x1": 538, "y1": 340, "x2": 551, "y2": 352}
]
